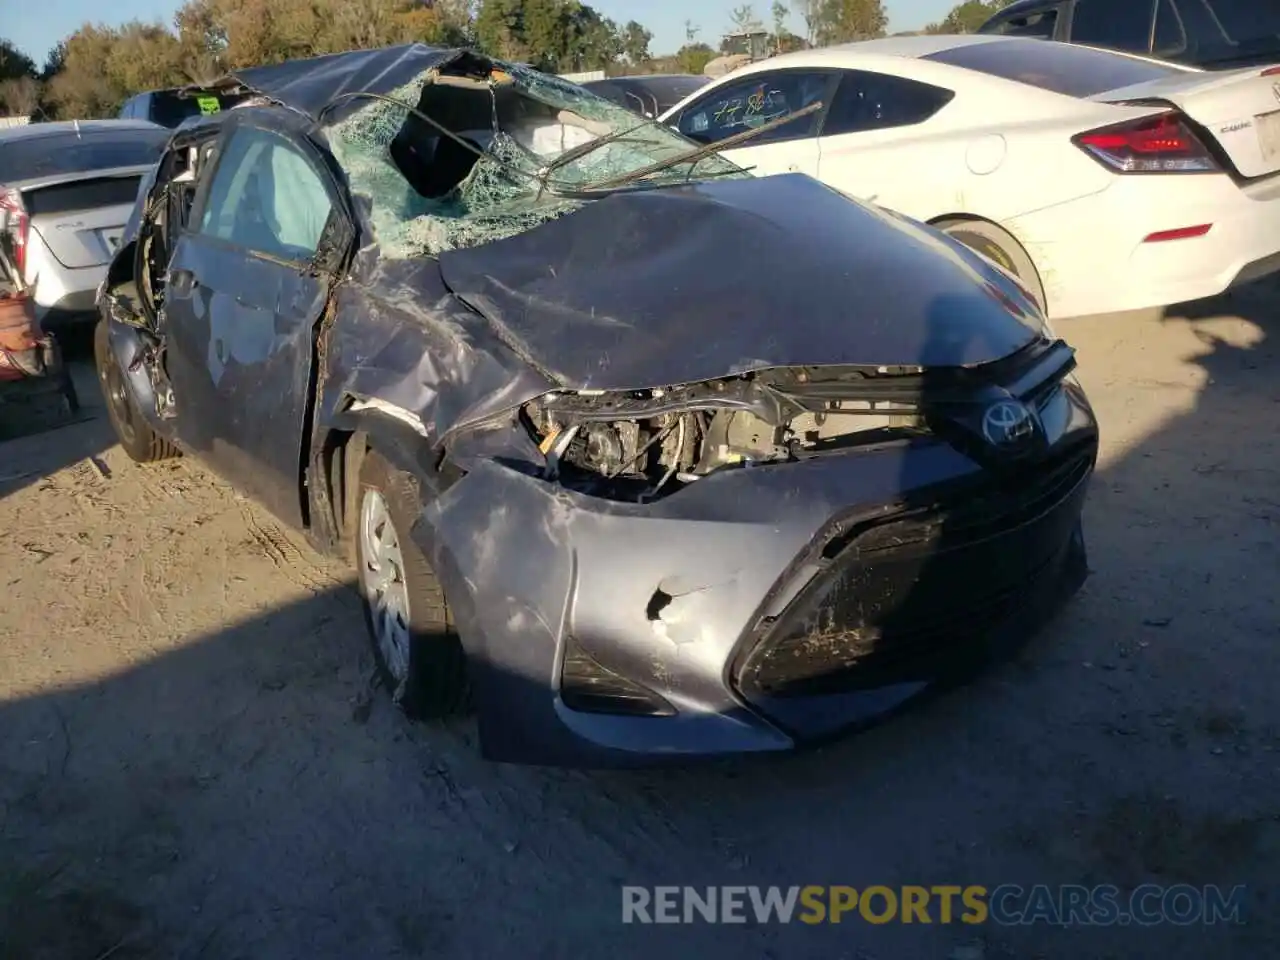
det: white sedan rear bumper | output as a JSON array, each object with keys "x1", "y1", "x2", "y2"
[{"x1": 1004, "y1": 172, "x2": 1280, "y2": 319}]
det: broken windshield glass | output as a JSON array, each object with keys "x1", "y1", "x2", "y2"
[{"x1": 321, "y1": 60, "x2": 750, "y2": 260}]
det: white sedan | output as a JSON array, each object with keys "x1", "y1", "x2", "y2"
[{"x1": 659, "y1": 34, "x2": 1280, "y2": 319}]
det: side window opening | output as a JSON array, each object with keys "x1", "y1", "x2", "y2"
[
  {"x1": 822, "y1": 71, "x2": 955, "y2": 136},
  {"x1": 139, "y1": 138, "x2": 216, "y2": 326},
  {"x1": 1154, "y1": 0, "x2": 1189, "y2": 57},
  {"x1": 1069, "y1": 0, "x2": 1156, "y2": 54},
  {"x1": 989, "y1": 8, "x2": 1060, "y2": 38},
  {"x1": 676, "y1": 71, "x2": 833, "y2": 146},
  {"x1": 198, "y1": 128, "x2": 333, "y2": 262},
  {"x1": 1190, "y1": 0, "x2": 1280, "y2": 66}
]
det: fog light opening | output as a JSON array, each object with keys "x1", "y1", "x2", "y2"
[{"x1": 560, "y1": 636, "x2": 676, "y2": 717}]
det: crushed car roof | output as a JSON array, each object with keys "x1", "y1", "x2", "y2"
[{"x1": 197, "y1": 44, "x2": 479, "y2": 120}]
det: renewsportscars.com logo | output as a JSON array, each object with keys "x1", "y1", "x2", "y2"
[{"x1": 622, "y1": 884, "x2": 1247, "y2": 926}]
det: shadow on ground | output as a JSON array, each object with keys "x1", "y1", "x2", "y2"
[
  {"x1": 1, "y1": 287, "x2": 1277, "y2": 959},
  {"x1": 1, "y1": 331, "x2": 113, "y2": 501}
]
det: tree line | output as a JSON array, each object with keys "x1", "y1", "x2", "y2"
[{"x1": 0, "y1": 0, "x2": 1012, "y2": 121}]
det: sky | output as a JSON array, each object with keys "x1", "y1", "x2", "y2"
[{"x1": 7, "y1": 0, "x2": 958, "y2": 66}]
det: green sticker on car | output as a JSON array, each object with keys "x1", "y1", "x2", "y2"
[{"x1": 196, "y1": 95, "x2": 221, "y2": 115}]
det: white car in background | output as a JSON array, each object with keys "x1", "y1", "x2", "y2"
[
  {"x1": 0, "y1": 120, "x2": 168, "y2": 333},
  {"x1": 659, "y1": 34, "x2": 1280, "y2": 319}
]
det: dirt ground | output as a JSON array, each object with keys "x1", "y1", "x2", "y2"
[{"x1": 1, "y1": 286, "x2": 1276, "y2": 960}]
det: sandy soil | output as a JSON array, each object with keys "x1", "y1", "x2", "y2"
[{"x1": 1, "y1": 287, "x2": 1276, "y2": 960}]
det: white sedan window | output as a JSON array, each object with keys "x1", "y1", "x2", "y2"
[{"x1": 676, "y1": 71, "x2": 831, "y2": 146}]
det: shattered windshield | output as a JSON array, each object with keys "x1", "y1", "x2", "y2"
[{"x1": 322, "y1": 60, "x2": 750, "y2": 259}]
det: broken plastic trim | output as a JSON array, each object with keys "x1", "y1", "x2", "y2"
[{"x1": 346, "y1": 397, "x2": 430, "y2": 438}]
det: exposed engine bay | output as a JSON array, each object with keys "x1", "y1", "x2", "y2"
[{"x1": 522, "y1": 370, "x2": 928, "y2": 502}]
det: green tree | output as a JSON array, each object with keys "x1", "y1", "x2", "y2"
[
  {"x1": 42, "y1": 0, "x2": 467, "y2": 118},
  {"x1": 729, "y1": 4, "x2": 763, "y2": 34},
  {"x1": 566, "y1": 5, "x2": 621, "y2": 71},
  {"x1": 474, "y1": 0, "x2": 625, "y2": 71},
  {"x1": 44, "y1": 22, "x2": 176, "y2": 119},
  {"x1": 42, "y1": 42, "x2": 67, "y2": 80},
  {"x1": 34, "y1": 0, "x2": 651, "y2": 119},
  {"x1": 172, "y1": 0, "x2": 458, "y2": 71},
  {"x1": 0, "y1": 39, "x2": 37, "y2": 82},
  {"x1": 769, "y1": 1, "x2": 805, "y2": 53},
  {"x1": 771, "y1": 1, "x2": 790, "y2": 38},
  {"x1": 618, "y1": 20, "x2": 652, "y2": 65},
  {"x1": 797, "y1": 0, "x2": 824, "y2": 44},
  {"x1": 0, "y1": 37, "x2": 40, "y2": 115},
  {"x1": 926, "y1": 0, "x2": 1013, "y2": 34},
  {"x1": 473, "y1": 0, "x2": 528, "y2": 60},
  {"x1": 675, "y1": 41, "x2": 715, "y2": 75},
  {"x1": 814, "y1": 0, "x2": 887, "y2": 44}
]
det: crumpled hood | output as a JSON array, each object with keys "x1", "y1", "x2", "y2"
[{"x1": 437, "y1": 173, "x2": 1043, "y2": 391}]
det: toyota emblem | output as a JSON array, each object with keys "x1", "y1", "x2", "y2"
[{"x1": 982, "y1": 400, "x2": 1035, "y2": 448}]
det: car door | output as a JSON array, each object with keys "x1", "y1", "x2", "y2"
[
  {"x1": 162, "y1": 121, "x2": 349, "y2": 529},
  {"x1": 815, "y1": 70, "x2": 958, "y2": 219},
  {"x1": 670, "y1": 69, "x2": 838, "y2": 178}
]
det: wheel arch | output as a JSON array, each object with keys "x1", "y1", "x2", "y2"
[
  {"x1": 312, "y1": 409, "x2": 448, "y2": 562},
  {"x1": 926, "y1": 212, "x2": 1048, "y2": 312},
  {"x1": 100, "y1": 315, "x2": 165, "y2": 435}
]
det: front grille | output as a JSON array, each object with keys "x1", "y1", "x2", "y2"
[{"x1": 735, "y1": 444, "x2": 1094, "y2": 698}]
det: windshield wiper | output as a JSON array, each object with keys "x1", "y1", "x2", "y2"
[
  {"x1": 530, "y1": 118, "x2": 662, "y2": 200},
  {"x1": 535, "y1": 118, "x2": 656, "y2": 180},
  {"x1": 581, "y1": 101, "x2": 824, "y2": 192},
  {"x1": 571, "y1": 165, "x2": 756, "y2": 196}
]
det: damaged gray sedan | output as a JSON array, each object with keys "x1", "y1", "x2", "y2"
[{"x1": 95, "y1": 44, "x2": 1099, "y2": 766}]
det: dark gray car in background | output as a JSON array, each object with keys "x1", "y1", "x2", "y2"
[
  {"x1": 119, "y1": 86, "x2": 254, "y2": 128},
  {"x1": 978, "y1": 0, "x2": 1280, "y2": 70},
  {"x1": 96, "y1": 44, "x2": 1099, "y2": 767},
  {"x1": 580, "y1": 74, "x2": 710, "y2": 118}
]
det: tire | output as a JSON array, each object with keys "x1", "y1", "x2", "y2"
[
  {"x1": 94, "y1": 319, "x2": 178, "y2": 463},
  {"x1": 355, "y1": 448, "x2": 468, "y2": 719},
  {"x1": 50, "y1": 340, "x2": 80, "y2": 414},
  {"x1": 60, "y1": 366, "x2": 80, "y2": 414},
  {"x1": 935, "y1": 218, "x2": 1048, "y2": 315}
]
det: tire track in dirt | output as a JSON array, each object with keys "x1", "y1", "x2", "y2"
[{"x1": 234, "y1": 499, "x2": 345, "y2": 596}]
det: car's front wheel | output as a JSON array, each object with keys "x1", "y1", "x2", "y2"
[
  {"x1": 94, "y1": 320, "x2": 178, "y2": 463},
  {"x1": 355, "y1": 449, "x2": 469, "y2": 719}
]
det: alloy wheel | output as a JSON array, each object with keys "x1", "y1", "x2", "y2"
[{"x1": 358, "y1": 489, "x2": 412, "y2": 684}]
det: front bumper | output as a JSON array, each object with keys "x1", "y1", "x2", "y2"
[{"x1": 418, "y1": 379, "x2": 1098, "y2": 767}]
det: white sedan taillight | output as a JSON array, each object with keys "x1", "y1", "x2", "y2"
[{"x1": 1073, "y1": 112, "x2": 1220, "y2": 174}]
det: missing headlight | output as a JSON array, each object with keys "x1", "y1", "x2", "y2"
[{"x1": 523, "y1": 374, "x2": 927, "y2": 503}]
